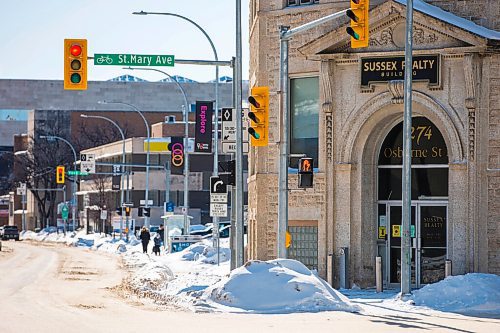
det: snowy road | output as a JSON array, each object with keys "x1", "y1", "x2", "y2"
[{"x1": 0, "y1": 241, "x2": 499, "y2": 333}]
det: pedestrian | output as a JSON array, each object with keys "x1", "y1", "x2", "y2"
[
  {"x1": 139, "y1": 226, "x2": 150, "y2": 254},
  {"x1": 153, "y1": 234, "x2": 162, "y2": 256},
  {"x1": 158, "y1": 224, "x2": 165, "y2": 243}
]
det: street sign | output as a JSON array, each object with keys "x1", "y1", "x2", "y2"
[
  {"x1": 210, "y1": 176, "x2": 227, "y2": 194},
  {"x1": 221, "y1": 108, "x2": 250, "y2": 153},
  {"x1": 112, "y1": 165, "x2": 122, "y2": 175},
  {"x1": 80, "y1": 153, "x2": 95, "y2": 162},
  {"x1": 112, "y1": 176, "x2": 121, "y2": 190},
  {"x1": 16, "y1": 183, "x2": 26, "y2": 195},
  {"x1": 100, "y1": 210, "x2": 107, "y2": 220},
  {"x1": 164, "y1": 201, "x2": 175, "y2": 213},
  {"x1": 61, "y1": 204, "x2": 69, "y2": 220},
  {"x1": 67, "y1": 170, "x2": 89, "y2": 176},
  {"x1": 210, "y1": 193, "x2": 228, "y2": 203},
  {"x1": 210, "y1": 203, "x2": 227, "y2": 217},
  {"x1": 140, "y1": 199, "x2": 153, "y2": 206},
  {"x1": 222, "y1": 107, "x2": 236, "y2": 142},
  {"x1": 81, "y1": 162, "x2": 95, "y2": 174},
  {"x1": 222, "y1": 142, "x2": 249, "y2": 154},
  {"x1": 94, "y1": 53, "x2": 174, "y2": 67},
  {"x1": 80, "y1": 153, "x2": 96, "y2": 174}
]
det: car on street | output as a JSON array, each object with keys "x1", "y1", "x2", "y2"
[{"x1": 1, "y1": 225, "x2": 20, "y2": 241}]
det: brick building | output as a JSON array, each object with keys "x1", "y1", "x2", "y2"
[{"x1": 247, "y1": 0, "x2": 500, "y2": 289}]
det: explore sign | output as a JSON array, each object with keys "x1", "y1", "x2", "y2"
[{"x1": 94, "y1": 53, "x2": 174, "y2": 67}]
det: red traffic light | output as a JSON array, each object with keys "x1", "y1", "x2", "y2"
[{"x1": 70, "y1": 44, "x2": 82, "y2": 57}]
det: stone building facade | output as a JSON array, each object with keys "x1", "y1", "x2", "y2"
[{"x1": 247, "y1": 0, "x2": 500, "y2": 289}]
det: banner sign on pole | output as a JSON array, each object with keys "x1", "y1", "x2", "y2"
[
  {"x1": 194, "y1": 101, "x2": 213, "y2": 153},
  {"x1": 169, "y1": 137, "x2": 184, "y2": 175}
]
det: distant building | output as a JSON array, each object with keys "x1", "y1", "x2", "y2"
[{"x1": 0, "y1": 79, "x2": 248, "y2": 229}]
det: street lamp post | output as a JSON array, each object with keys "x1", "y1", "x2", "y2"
[
  {"x1": 98, "y1": 101, "x2": 151, "y2": 228},
  {"x1": 124, "y1": 66, "x2": 191, "y2": 234},
  {"x1": 39, "y1": 135, "x2": 78, "y2": 233},
  {"x1": 132, "y1": 10, "x2": 220, "y2": 231},
  {"x1": 80, "y1": 114, "x2": 128, "y2": 240}
]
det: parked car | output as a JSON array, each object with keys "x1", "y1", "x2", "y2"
[{"x1": 1, "y1": 225, "x2": 20, "y2": 241}]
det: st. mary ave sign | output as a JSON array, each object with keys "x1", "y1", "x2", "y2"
[{"x1": 94, "y1": 53, "x2": 175, "y2": 67}]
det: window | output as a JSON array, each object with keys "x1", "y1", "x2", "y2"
[
  {"x1": 290, "y1": 76, "x2": 319, "y2": 167},
  {"x1": 287, "y1": 0, "x2": 319, "y2": 7}
]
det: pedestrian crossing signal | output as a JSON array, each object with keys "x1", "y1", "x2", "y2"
[{"x1": 298, "y1": 158, "x2": 313, "y2": 188}]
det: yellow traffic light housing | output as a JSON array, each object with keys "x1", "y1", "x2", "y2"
[
  {"x1": 247, "y1": 86, "x2": 269, "y2": 147},
  {"x1": 64, "y1": 39, "x2": 88, "y2": 90},
  {"x1": 346, "y1": 0, "x2": 369, "y2": 48},
  {"x1": 56, "y1": 166, "x2": 65, "y2": 184}
]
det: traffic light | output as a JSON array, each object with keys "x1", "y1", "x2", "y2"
[
  {"x1": 247, "y1": 86, "x2": 269, "y2": 147},
  {"x1": 64, "y1": 39, "x2": 88, "y2": 90},
  {"x1": 116, "y1": 207, "x2": 123, "y2": 216},
  {"x1": 346, "y1": 0, "x2": 369, "y2": 48},
  {"x1": 56, "y1": 166, "x2": 65, "y2": 184},
  {"x1": 138, "y1": 207, "x2": 144, "y2": 217},
  {"x1": 298, "y1": 157, "x2": 314, "y2": 188},
  {"x1": 143, "y1": 207, "x2": 151, "y2": 218},
  {"x1": 124, "y1": 206, "x2": 131, "y2": 217}
]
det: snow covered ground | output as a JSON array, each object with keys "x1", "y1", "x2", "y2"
[{"x1": 21, "y1": 230, "x2": 500, "y2": 318}]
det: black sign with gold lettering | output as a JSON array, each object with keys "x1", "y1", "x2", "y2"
[
  {"x1": 361, "y1": 55, "x2": 440, "y2": 87},
  {"x1": 379, "y1": 117, "x2": 448, "y2": 165}
]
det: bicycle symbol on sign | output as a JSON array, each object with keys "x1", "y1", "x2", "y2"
[{"x1": 96, "y1": 55, "x2": 113, "y2": 64}]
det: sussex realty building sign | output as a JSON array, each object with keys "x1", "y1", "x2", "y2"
[{"x1": 361, "y1": 55, "x2": 440, "y2": 87}]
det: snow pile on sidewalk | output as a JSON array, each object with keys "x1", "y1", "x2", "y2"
[
  {"x1": 180, "y1": 242, "x2": 231, "y2": 264},
  {"x1": 200, "y1": 259, "x2": 360, "y2": 313},
  {"x1": 410, "y1": 273, "x2": 500, "y2": 317}
]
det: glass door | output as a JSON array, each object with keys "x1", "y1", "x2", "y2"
[
  {"x1": 418, "y1": 205, "x2": 447, "y2": 285},
  {"x1": 388, "y1": 205, "x2": 416, "y2": 285}
]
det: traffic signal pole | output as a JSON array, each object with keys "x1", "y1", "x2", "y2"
[
  {"x1": 401, "y1": 0, "x2": 414, "y2": 298},
  {"x1": 278, "y1": 9, "x2": 348, "y2": 258}
]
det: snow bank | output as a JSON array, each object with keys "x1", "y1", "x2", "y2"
[
  {"x1": 411, "y1": 273, "x2": 500, "y2": 317},
  {"x1": 179, "y1": 241, "x2": 231, "y2": 264},
  {"x1": 202, "y1": 259, "x2": 360, "y2": 313},
  {"x1": 131, "y1": 261, "x2": 175, "y2": 291}
]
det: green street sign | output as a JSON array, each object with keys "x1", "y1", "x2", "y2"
[
  {"x1": 94, "y1": 53, "x2": 175, "y2": 67},
  {"x1": 61, "y1": 204, "x2": 69, "y2": 220},
  {"x1": 67, "y1": 170, "x2": 89, "y2": 176}
]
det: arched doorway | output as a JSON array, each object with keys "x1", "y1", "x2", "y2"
[{"x1": 377, "y1": 116, "x2": 448, "y2": 288}]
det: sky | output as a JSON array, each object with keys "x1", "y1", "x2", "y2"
[
  {"x1": 0, "y1": 0, "x2": 249, "y2": 83},
  {"x1": 22, "y1": 229, "x2": 500, "y2": 318}
]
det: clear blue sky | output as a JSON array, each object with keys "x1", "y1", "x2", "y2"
[{"x1": 0, "y1": 0, "x2": 249, "y2": 83}]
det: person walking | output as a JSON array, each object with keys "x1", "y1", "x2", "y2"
[
  {"x1": 139, "y1": 226, "x2": 150, "y2": 254},
  {"x1": 153, "y1": 234, "x2": 162, "y2": 256}
]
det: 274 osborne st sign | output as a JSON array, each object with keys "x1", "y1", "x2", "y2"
[
  {"x1": 94, "y1": 53, "x2": 174, "y2": 66},
  {"x1": 361, "y1": 55, "x2": 440, "y2": 87}
]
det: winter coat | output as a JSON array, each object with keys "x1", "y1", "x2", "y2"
[
  {"x1": 140, "y1": 230, "x2": 150, "y2": 243},
  {"x1": 154, "y1": 236, "x2": 162, "y2": 246}
]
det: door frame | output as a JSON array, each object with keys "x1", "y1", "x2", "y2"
[{"x1": 381, "y1": 200, "x2": 448, "y2": 289}]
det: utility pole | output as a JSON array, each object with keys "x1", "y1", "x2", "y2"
[{"x1": 401, "y1": 0, "x2": 414, "y2": 297}]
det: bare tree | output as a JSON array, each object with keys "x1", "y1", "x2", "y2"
[
  {"x1": 87, "y1": 174, "x2": 117, "y2": 233},
  {"x1": 73, "y1": 119, "x2": 133, "y2": 152},
  {"x1": 15, "y1": 128, "x2": 74, "y2": 228}
]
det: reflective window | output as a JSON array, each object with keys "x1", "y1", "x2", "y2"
[{"x1": 290, "y1": 77, "x2": 319, "y2": 167}]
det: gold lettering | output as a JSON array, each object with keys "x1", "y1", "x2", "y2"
[
  {"x1": 428, "y1": 59, "x2": 435, "y2": 68},
  {"x1": 363, "y1": 62, "x2": 370, "y2": 72}
]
